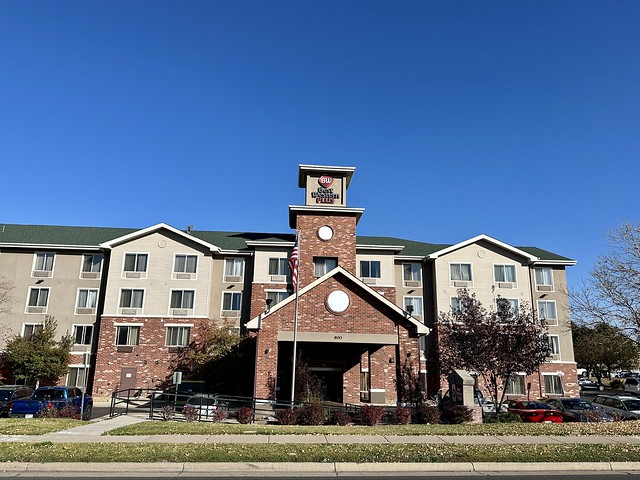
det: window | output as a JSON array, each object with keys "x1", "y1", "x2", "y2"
[
  {"x1": 313, "y1": 257, "x2": 337, "y2": 277},
  {"x1": 549, "y1": 335, "x2": 560, "y2": 355},
  {"x1": 268, "y1": 258, "x2": 288, "y2": 276},
  {"x1": 494, "y1": 265, "x2": 516, "y2": 283},
  {"x1": 403, "y1": 263, "x2": 422, "y2": 284},
  {"x1": 123, "y1": 253, "x2": 148, "y2": 273},
  {"x1": 27, "y1": 287, "x2": 49, "y2": 312},
  {"x1": 222, "y1": 291, "x2": 242, "y2": 311},
  {"x1": 170, "y1": 290, "x2": 195, "y2": 309},
  {"x1": 497, "y1": 298, "x2": 519, "y2": 316},
  {"x1": 82, "y1": 254, "x2": 102, "y2": 275},
  {"x1": 174, "y1": 255, "x2": 197, "y2": 274},
  {"x1": 119, "y1": 289, "x2": 144, "y2": 309},
  {"x1": 224, "y1": 258, "x2": 244, "y2": 280},
  {"x1": 67, "y1": 367, "x2": 88, "y2": 388},
  {"x1": 77, "y1": 289, "x2": 98, "y2": 309},
  {"x1": 115, "y1": 325, "x2": 140, "y2": 346},
  {"x1": 505, "y1": 374, "x2": 525, "y2": 395},
  {"x1": 450, "y1": 263, "x2": 472, "y2": 282},
  {"x1": 404, "y1": 296, "x2": 424, "y2": 316},
  {"x1": 166, "y1": 326, "x2": 191, "y2": 347},
  {"x1": 73, "y1": 325, "x2": 93, "y2": 345},
  {"x1": 266, "y1": 291, "x2": 290, "y2": 305},
  {"x1": 34, "y1": 252, "x2": 55, "y2": 273},
  {"x1": 360, "y1": 260, "x2": 381, "y2": 278},
  {"x1": 22, "y1": 323, "x2": 43, "y2": 339},
  {"x1": 538, "y1": 300, "x2": 557, "y2": 324},
  {"x1": 535, "y1": 268, "x2": 554, "y2": 290},
  {"x1": 544, "y1": 374, "x2": 564, "y2": 395},
  {"x1": 360, "y1": 371, "x2": 370, "y2": 402}
]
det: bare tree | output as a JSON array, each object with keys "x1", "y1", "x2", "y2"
[
  {"x1": 0, "y1": 274, "x2": 13, "y2": 315},
  {"x1": 438, "y1": 289, "x2": 551, "y2": 413},
  {"x1": 571, "y1": 223, "x2": 640, "y2": 340}
]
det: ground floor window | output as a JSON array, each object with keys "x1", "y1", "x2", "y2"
[
  {"x1": 67, "y1": 366, "x2": 88, "y2": 388},
  {"x1": 360, "y1": 371, "x2": 370, "y2": 402},
  {"x1": 166, "y1": 326, "x2": 191, "y2": 347},
  {"x1": 543, "y1": 374, "x2": 564, "y2": 395},
  {"x1": 504, "y1": 374, "x2": 525, "y2": 395}
]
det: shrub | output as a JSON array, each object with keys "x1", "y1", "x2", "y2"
[
  {"x1": 298, "y1": 404, "x2": 325, "y2": 425},
  {"x1": 331, "y1": 410, "x2": 352, "y2": 426},
  {"x1": 610, "y1": 379, "x2": 624, "y2": 390},
  {"x1": 182, "y1": 405, "x2": 198, "y2": 422},
  {"x1": 484, "y1": 412, "x2": 522, "y2": 423},
  {"x1": 57, "y1": 405, "x2": 81, "y2": 419},
  {"x1": 210, "y1": 408, "x2": 228, "y2": 423},
  {"x1": 360, "y1": 405, "x2": 384, "y2": 426},
  {"x1": 394, "y1": 406, "x2": 412, "y2": 424},
  {"x1": 275, "y1": 408, "x2": 298, "y2": 425},
  {"x1": 160, "y1": 405, "x2": 175, "y2": 421},
  {"x1": 440, "y1": 403, "x2": 473, "y2": 424},
  {"x1": 36, "y1": 403, "x2": 59, "y2": 418},
  {"x1": 235, "y1": 406, "x2": 254, "y2": 424},
  {"x1": 412, "y1": 404, "x2": 441, "y2": 424}
]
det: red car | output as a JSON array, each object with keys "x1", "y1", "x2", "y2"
[{"x1": 504, "y1": 400, "x2": 563, "y2": 423}]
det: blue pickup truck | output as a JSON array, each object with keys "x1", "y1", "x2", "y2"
[{"x1": 9, "y1": 386, "x2": 93, "y2": 420}]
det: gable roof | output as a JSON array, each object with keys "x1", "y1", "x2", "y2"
[{"x1": 245, "y1": 265, "x2": 430, "y2": 335}]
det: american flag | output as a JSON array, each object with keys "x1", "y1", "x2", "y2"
[{"x1": 288, "y1": 246, "x2": 299, "y2": 289}]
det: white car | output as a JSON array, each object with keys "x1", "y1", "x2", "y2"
[{"x1": 592, "y1": 395, "x2": 640, "y2": 420}]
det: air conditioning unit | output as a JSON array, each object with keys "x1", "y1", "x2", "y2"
[
  {"x1": 175, "y1": 273, "x2": 194, "y2": 280},
  {"x1": 404, "y1": 281, "x2": 421, "y2": 288},
  {"x1": 498, "y1": 282, "x2": 514, "y2": 289},
  {"x1": 125, "y1": 272, "x2": 141, "y2": 278},
  {"x1": 171, "y1": 309, "x2": 189, "y2": 316},
  {"x1": 120, "y1": 308, "x2": 139, "y2": 315},
  {"x1": 453, "y1": 281, "x2": 471, "y2": 287},
  {"x1": 81, "y1": 272, "x2": 100, "y2": 279},
  {"x1": 363, "y1": 277, "x2": 377, "y2": 285},
  {"x1": 224, "y1": 275, "x2": 242, "y2": 283},
  {"x1": 26, "y1": 306, "x2": 46, "y2": 314},
  {"x1": 32, "y1": 270, "x2": 52, "y2": 278},
  {"x1": 544, "y1": 318, "x2": 559, "y2": 327},
  {"x1": 76, "y1": 308, "x2": 95, "y2": 315},
  {"x1": 221, "y1": 310, "x2": 240, "y2": 318},
  {"x1": 270, "y1": 275, "x2": 286, "y2": 283},
  {"x1": 537, "y1": 285, "x2": 553, "y2": 292}
]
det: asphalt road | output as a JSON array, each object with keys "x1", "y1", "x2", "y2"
[{"x1": 3, "y1": 475, "x2": 639, "y2": 479}]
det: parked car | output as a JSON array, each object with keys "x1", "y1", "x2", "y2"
[
  {"x1": 592, "y1": 395, "x2": 640, "y2": 420},
  {"x1": 578, "y1": 378, "x2": 604, "y2": 391},
  {"x1": 9, "y1": 386, "x2": 92, "y2": 420},
  {"x1": 183, "y1": 394, "x2": 227, "y2": 419},
  {"x1": 504, "y1": 400, "x2": 563, "y2": 423},
  {"x1": 545, "y1": 397, "x2": 614, "y2": 422},
  {"x1": 624, "y1": 377, "x2": 640, "y2": 393},
  {"x1": 0, "y1": 385, "x2": 34, "y2": 418}
]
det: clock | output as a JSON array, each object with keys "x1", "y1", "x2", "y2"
[{"x1": 317, "y1": 225, "x2": 333, "y2": 241}]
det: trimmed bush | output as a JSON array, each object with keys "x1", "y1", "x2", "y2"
[
  {"x1": 160, "y1": 405, "x2": 175, "y2": 421},
  {"x1": 182, "y1": 405, "x2": 198, "y2": 422},
  {"x1": 610, "y1": 379, "x2": 624, "y2": 390},
  {"x1": 394, "y1": 406, "x2": 412, "y2": 425},
  {"x1": 275, "y1": 408, "x2": 298, "y2": 425},
  {"x1": 361, "y1": 405, "x2": 384, "y2": 426},
  {"x1": 440, "y1": 403, "x2": 473, "y2": 424},
  {"x1": 484, "y1": 412, "x2": 522, "y2": 423},
  {"x1": 331, "y1": 410, "x2": 352, "y2": 426},
  {"x1": 210, "y1": 408, "x2": 228, "y2": 423},
  {"x1": 235, "y1": 406, "x2": 254, "y2": 424},
  {"x1": 412, "y1": 404, "x2": 441, "y2": 424},
  {"x1": 298, "y1": 404, "x2": 325, "y2": 425}
]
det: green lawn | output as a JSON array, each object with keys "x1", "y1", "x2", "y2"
[{"x1": 0, "y1": 419, "x2": 84, "y2": 435}]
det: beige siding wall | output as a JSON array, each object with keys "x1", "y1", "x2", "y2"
[
  {"x1": 253, "y1": 249, "x2": 290, "y2": 285},
  {"x1": 355, "y1": 252, "x2": 395, "y2": 287}
]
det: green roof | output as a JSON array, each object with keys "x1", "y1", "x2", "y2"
[{"x1": 0, "y1": 223, "x2": 574, "y2": 262}]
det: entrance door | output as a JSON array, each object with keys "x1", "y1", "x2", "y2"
[
  {"x1": 119, "y1": 367, "x2": 137, "y2": 391},
  {"x1": 311, "y1": 369, "x2": 343, "y2": 403}
]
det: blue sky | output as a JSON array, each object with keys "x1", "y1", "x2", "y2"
[{"x1": 1, "y1": 1, "x2": 638, "y2": 289}]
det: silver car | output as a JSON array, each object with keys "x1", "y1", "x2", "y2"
[{"x1": 592, "y1": 395, "x2": 640, "y2": 420}]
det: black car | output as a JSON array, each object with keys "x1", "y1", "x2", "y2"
[{"x1": 0, "y1": 385, "x2": 34, "y2": 417}]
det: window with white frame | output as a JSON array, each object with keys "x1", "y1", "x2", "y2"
[
  {"x1": 27, "y1": 287, "x2": 49, "y2": 312},
  {"x1": 360, "y1": 260, "x2": 381, "y2": 279},
  {"x1": 170, "y1": 290, "x2": 195, "y2": 309},
  {"x1": 403, "y1": 263, "x2": 422, "y2": 285},
  {"x1": 268, "y1": 258, "x2": 288, "y2": 276},
  {"x1": 81, "y1": 254, "x2": 102, "y2": 277},
  {"x1": 494, "y1": 264, "x2": 516, "y2": 284},
  {"x1": 119, "y1": 289, "x2": 144, "y2": 309},
  {"x1": 534, "y1": 267, "x2": 554, "y2": 290},
  {"x1": 76, "y1": 289, "x2": 98, "y2": 310},
  {"x1": 504, "y1": 374, "x2": 526, "y2": 395},
  {"x1": 73, "y1": 325, "x2": 93, "y2": 345},
  {"x1": 67, "y1": 367, "x2": 88, "y2": 388},
  {"x1": 497, "y1": 298, "x2": 519, "y2": 316},
  {"x1": 123, "y1": 253, "x2": 148, "y2": 273},
  {"x1": 313, "y1": 257, "x2": 337, "y2": 277},
  {"x1": 115, "y1": 325, "x2": 141, "y2": 346},
  {"x1": 22, "y1": 323, "x2": 43, "y2": 339},
  {"x1": 222, "y1": 291, "x2": 242, "y2": 311},
  {"x1": 543, "y1": 374, "x2": 564, "y2": 395},
  {"x1": 549, "y1": 335, "x2": 560, "y2": 356},
  {"x1": 174, "y1": 254, "x2": 197, "y2": 275},
  {"x1": 450, "y1": 297, "x2": 462, "y2": 313},
  {"x1": 404, "y1": 296, "x2": 424, "y2": 316},
  {"x1": 266, "y1": 290, "x2": 290, "y2": 305},
  {"x1": 33, "y1": 252, "x2": 55, "y2": 274},
  {"x1": 166, "y1": 326, "x2": 191, "y2": 347},
  {"x1": 538, "y1": 300, "x2": 557, "y2": 324},
  {"x1": 224, "y1": 258, "x2": 244, "y2": 281},
  {"x1": 450, "y1": 263, "x2": 472, "y2": 282}
]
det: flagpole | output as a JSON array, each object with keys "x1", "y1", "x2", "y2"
[{"x1": 290, "y1": 232, "x2": 301, "y2": 405}]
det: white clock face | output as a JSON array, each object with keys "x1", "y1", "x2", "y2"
[
  {"x1": 326, "y1": 290, "x2": 349, "y2": 313},
  {"x1": 318, "y1": 225, "x2": 334, "y2": 241}
]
